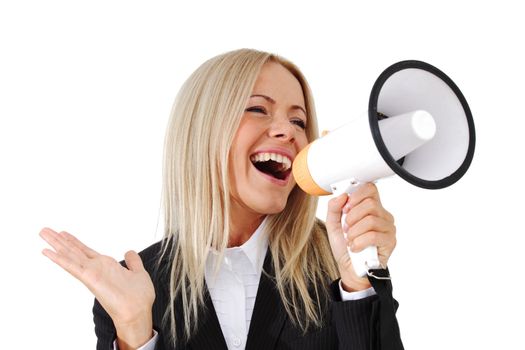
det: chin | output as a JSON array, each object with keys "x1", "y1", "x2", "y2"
[{"x1": 255, "y1": 199, "x2": 288, "y2": 215}]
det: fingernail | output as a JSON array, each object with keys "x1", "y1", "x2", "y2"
[{"x1": 343, "y1": 223, "x2": 349, "y2": 233}]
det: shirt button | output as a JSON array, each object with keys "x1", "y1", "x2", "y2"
[{"x1": 232, "y1": 337, "x2": 241, "y2": 347}]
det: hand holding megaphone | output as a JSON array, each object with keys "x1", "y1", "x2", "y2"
[{"x1": 293, "y1": 60, "x2": 476, "y2": 278}]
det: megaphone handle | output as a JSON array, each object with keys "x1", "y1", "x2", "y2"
[{"x1": 330, "y1": 179, "x2": 382, "y2": 278}]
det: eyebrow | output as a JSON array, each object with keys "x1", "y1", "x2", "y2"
[{"x1": 250, "y1": 94, "x2": 307, "y2": 116}]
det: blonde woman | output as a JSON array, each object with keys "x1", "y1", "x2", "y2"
[{"x1": 40, "y1": 49, "x2": 402, "y2": 350}]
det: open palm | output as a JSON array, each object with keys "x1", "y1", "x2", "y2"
[{"x1": 39, "y1": 228, "x2": 155, "y2": 326}]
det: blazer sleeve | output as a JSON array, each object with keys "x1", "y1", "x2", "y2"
[
  {"x1": 329, "y1": 277, "x2": 402, "y2": 350},
  {"x1": 93, "y1": 297, "x2": 118, "y2": 350}
]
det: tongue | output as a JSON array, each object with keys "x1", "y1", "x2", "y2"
[{"x1": 253, "y1": 160, "x2": 288, "y2": 180}]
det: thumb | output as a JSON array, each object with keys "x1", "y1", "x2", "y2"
[
  {"x1": 325, "y1": 193, "x2": 349, "y2": 234},
  {"x1": 124, "y1": 250, "x2": 145, "y2": 272}
]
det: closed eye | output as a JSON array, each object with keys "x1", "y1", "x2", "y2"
[
  {"x1": 292, "y1": 119, "x2": 307, "y2": 130},
  {"x1": 246, "y1": 106, "x2": 306, "y2": 130},
  {"x1": 246, "y1": 106, "x2": 267, "y2": 114}
]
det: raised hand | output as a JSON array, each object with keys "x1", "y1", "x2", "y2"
[
  {"x1": 39, "y1": 228, "x2": 155, "y2": 348},
  {"x1": 325, "y1": 183, "x2": 397, "y2": 292}
]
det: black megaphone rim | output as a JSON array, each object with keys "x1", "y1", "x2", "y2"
[{"x1": 368, "y1": 60, "x2": 476, "y2": 189}]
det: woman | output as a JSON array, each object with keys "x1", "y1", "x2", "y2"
[{"x1": 40, "y1": 49, "x2": 402, "y2": 350}]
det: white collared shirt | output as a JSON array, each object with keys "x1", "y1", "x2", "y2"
[
  {"x1": 115, "y1": 217, "x2": 375, "y2": 350},
  {"x1": 204, "y1": 216, "x2": 269, "y2": 349}
]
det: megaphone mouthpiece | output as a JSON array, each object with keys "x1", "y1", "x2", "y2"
[
  {"x1": 411, "y1": 110, "x2": 436, "y2": 141},
  {"x1": 379, "y1": 110, "x2": 436, "y2": 162}
]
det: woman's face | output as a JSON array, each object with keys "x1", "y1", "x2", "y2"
[{"x1": 229, "y1": 61, "x2": 309, "y2": 216}]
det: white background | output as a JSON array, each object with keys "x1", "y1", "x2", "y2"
[{"x1": 1, "y1": 0, "x2": 524, "y2": 349}]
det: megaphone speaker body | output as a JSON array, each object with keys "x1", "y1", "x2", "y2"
[{"x1": 292, "y1": 60, "x2": 475, "y2": 277}]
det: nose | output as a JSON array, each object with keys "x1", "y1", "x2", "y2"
[{"x1": 269, "y1": 115, "x2": 295, "y2": 143}]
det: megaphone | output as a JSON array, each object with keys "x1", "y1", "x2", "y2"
[{"x1": 292, "y1": 60, "x2": 476, "y2": 277}]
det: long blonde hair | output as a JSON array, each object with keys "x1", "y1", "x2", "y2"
[{"x1": 160, "y1": 48, "x2": 339, "y2": 344}]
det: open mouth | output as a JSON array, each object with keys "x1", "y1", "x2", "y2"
[{"x1": 250, "y1": 152, "x2": 292, "y2": 181}]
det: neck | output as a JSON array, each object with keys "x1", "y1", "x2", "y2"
[{"x1": 229, "y1": 202, "x2": 266, "y2": 248}]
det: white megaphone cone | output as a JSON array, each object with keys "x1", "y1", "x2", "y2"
[
  {"x1": 294, "y1": 110, "x2": 436, "y2": 277},
  {"x1": 292, "y1": 60, "x2": 476, "y2": 278}
]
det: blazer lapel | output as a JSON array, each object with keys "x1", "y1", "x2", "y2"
[
  {"x1": 186, "y1": 286, "x2": 228, "y2": 350},
  {"x1": 245, "y1": 248, "x2": 287, "y2": 350},
  {"x1": 184, "y1": 248, "x2": 287, "y2": 350}
]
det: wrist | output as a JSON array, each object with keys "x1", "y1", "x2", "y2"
[
  {"x1": 340, "y1": 275, "x2": 371, "y2": 292},
  {"x1": 115, "y1": 314, "x2": 153, "y2": 350}
]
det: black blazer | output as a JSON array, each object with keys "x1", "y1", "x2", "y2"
[{"x1": 93, "y1": 240, "x2": 401, "y2": 349}]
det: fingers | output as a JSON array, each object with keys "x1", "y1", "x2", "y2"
[
  {"x1": 345, "y1": 215, "x2": 394, "y2": 241},
  {"x1": 326, "y1": 184, "x2": 388, "y2": 235},
  {"x1": 341, "y1": 189, "x2": 396, "y2": 256},
  {"x1": 60, "y1": 231, "x2": 99, "y2": 258},
  {"x1": 42, "y1": 247, "x2": 84, "y2": 278},
  {"x1": 40, "y1": 228, "x2": 85, "y2": 278},
  {"x1": 345, "y1": 183, "x2": 381, "y2": 210},
  {"x1": 124, "y1": 250, "x2": 145, "y2": 272},
  {"x1": 40, "y1": 228, "x2": 69, "y2": 254},
  {"x1": 39, "y1": 228, "x2": 90, "y2": 278},
  {"x1": 350, "y1": 230, "x2": 397, "y2": 254},
  {"x1": 344, "y1": 197, "x2": 394, "y2": 229},
  {"x1": 325, "y1": 183, "x2": 397, "y2": 277},
  {"x1": 325, "y1": 193, "x2": 349, "y2": 233}
]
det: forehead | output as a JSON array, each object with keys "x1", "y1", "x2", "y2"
[{"x1": 251, "y1": 62, "x2": 305, "y2": 106}]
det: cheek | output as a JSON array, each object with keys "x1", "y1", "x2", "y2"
[
  {"x1": 228, "y1": 142, "x2": 252, "y2": 193},
  {"x1": 297, "y1": 134, "x2": 309, "y2": 150},
  {"x1": 232, "y1": 119, "x2": 262, "y2": 152},
  {"x1": 227, "y1": 159, "x2": 245, "y2": 205},
  {"x1": 229, "y1": 131, "x2": 249, "y2": 168}
]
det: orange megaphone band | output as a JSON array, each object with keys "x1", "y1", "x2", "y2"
[{"x1": 292, "y1": 143, "x2": 331, "y2": 196}]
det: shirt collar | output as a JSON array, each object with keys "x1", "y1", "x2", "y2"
[
  {"x1": 234, "y1": 215, "x2": 269, "y2": 273},
  {"x1": 208, "y1": 216, "x2": 269, "y2": 274}
]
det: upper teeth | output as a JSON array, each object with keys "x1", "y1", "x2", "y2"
[{"x1": 250, "y1": 152, "x2": 292, "y2": 171}]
